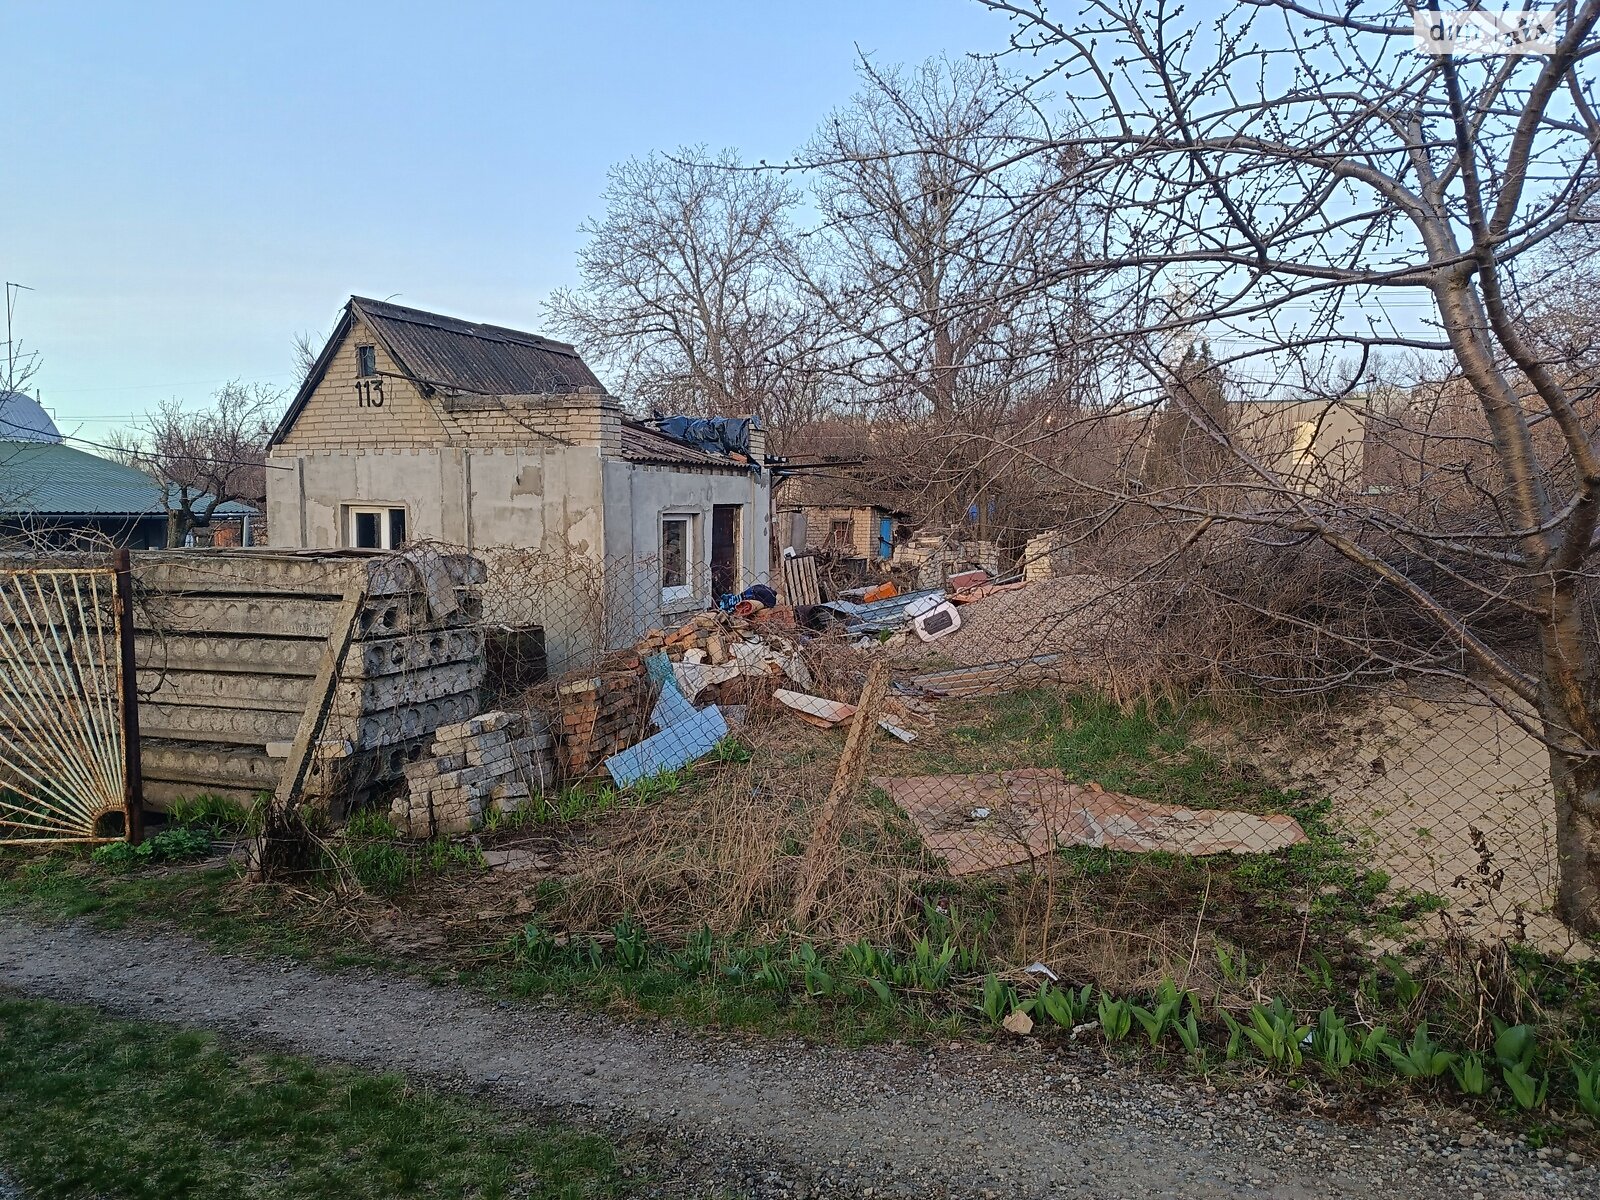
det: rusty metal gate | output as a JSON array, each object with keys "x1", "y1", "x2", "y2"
[{"x1": 0, "y1": 551, "x2": 143, "y2": 844}]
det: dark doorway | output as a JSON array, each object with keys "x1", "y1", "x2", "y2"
[{"x1": 711, "y1": 504, "x2": 741, "y2": 598}]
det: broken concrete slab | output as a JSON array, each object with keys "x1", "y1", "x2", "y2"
[{"x1": 870, "y1": 767, "x2": 1308, "y2": 876}]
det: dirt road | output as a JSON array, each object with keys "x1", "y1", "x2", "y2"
[{"x1": 0, "y1": 914, "x2": 1588, "y2": 1199}]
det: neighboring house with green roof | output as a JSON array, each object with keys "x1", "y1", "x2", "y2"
[{"x1": 1, "y1": 390, "x2": 253, "y2": 548}]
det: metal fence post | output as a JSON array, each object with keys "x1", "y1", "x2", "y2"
[{"x1": 113, "y1": 548, "x2": 145, "y2": 845}]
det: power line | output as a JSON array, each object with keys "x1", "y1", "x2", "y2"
[{"x1": 2, "y1": 411, "x2": 292, "y2": 473}]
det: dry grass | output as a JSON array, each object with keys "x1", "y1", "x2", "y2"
[{"x1": 541, "y1": 714, "x2": 933, "y2": 946}]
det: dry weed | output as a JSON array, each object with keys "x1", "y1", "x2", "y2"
[{"x1": 541, "y1": 717, "x2": 931, "y2": 945}]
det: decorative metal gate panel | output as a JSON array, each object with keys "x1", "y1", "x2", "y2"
[{"x1": 0, "y1": 559, "x2": 138, "y2": 843}]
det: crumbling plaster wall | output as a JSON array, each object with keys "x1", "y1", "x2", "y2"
[
  {"x1": 601, "y1": 460, "x2": 772, "y2": 645},
  {"x1": 266, "y1": 313, "x2": 773, "y2": 667}
]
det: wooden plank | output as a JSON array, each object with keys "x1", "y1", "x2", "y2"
[
  {"x1": 248, "y1": 580, "x2": 367, "y2": 881},
  {"x1": 783, "y1": 554, "x2": 823, "y2": 606},
  {"x1": 792, "y1": 658, "x2": 890, "y2": 927}
]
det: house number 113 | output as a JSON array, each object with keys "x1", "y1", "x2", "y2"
[{"x1": 356, "y1": 379, "x2": 385, "y2": 407}]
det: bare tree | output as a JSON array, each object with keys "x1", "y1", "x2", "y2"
[
  {"x1": 112, "y1": 381, "x2": 282, "y2": 547},
  {"x1": 1, "y1": 294, "x2": 43, "y2": 512},
  {"x1": 954, "y1": 0, "x2": 1600, "y2": 931},
  {"x1": 1144, "y1": 342, "x2": 1234, "y2": 489},
  {"x1": 546, "y1": 149, "x2": 830, "y2": 440},
  {"x1": 793, "y1": 55, "x2": 1099, "y2": 530},
  {"x1": 292, "y1": 330, "x2": 323, "y2": 386}
]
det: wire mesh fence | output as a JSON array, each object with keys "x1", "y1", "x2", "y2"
[
  {"x1": 434, "y1": 537, "x2": 1593, "y2": 981},
  {"x1": 0, "y1": 532, "x2": 1590, "y2": 983}
]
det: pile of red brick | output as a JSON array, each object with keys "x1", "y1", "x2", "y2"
[{"x1": 553, "y1": 653, "x2": 651, "y2": 779}]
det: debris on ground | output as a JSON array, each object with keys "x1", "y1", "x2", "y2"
[
  {"x1": 602, "y1": 652, "x2": 730, "y2": 785},
  {"x1": 774, "y1": 688, "x2": 858, "y2": 728},
  {"x1": 821, "y1": 587, "x2": 946, "y2": 635},
  {"x1": 635, "y1": 610, "x2": 811, "y2": 705},
  {"x1": 605, "y1": 704, "x2": 729, "y2": 786},
  {"x1": 554, "y1": 654, "x2": 652, "y2": 778},
  {"x1": 782, "y1": 550, "x2": 824, "y2": 605},
  {"x1": 905, "y1": 594, "x2": 962, "y2": 642},
  {"x1": 870, "y1": 767, "x2": 1309, "y2": 876},
  {"x1": 775, "y1": 686, "x2": 924, "y2": 742},
  {"x1": 1002, "y1": 1008, "x2": 1035, "y2": 1036},
  {"x1": 393, "y1": 709, "x2": 556, "y2": 836}
]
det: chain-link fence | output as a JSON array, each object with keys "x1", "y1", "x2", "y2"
[
  {"x1": 1, "y1": 532, "x2": 1591, "y2": 991},
  {"x1": 412, "y1": 536, "x2": 1594, "y2": 995}
]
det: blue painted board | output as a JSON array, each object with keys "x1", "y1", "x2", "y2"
[{"x1": 606, "y1": 705, "x2": 729, "y2": 786}]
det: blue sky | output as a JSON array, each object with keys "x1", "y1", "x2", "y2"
[{"x1": 4, "y1": 0, "x2": 1010, "y2": 433}]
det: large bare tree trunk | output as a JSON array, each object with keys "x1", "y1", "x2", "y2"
[
  {"x1": 1540, "y1": 596, "x2": 1600, "y2": 933},
  {"x1": 1544, "y1": 742, "x2": 1600, "y2": 935}
]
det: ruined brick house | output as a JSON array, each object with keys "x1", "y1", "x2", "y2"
[
  {"x1": 774, "y1": 470, "x2": 904, "y2": 562},
  {"x1": 266, "y1": 297, "x2": 770, "y2": 661}
]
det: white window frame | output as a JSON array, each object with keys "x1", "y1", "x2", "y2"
[
  {"x1": 347, "y1": 505, "x2": 407, "y2": 550},
  {"x1": 660, "y1": 512, "x2": 698, "y2": 605}
]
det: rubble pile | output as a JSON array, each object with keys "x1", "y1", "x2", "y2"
[
  {"x1": 555, "y1": 654, "x2": 651, "y2": 778},
  {"x1": 633, "y1": 607, "x2": 810, "y2": 706},
  {"x1": 392, "y1": 709, "x2": 555, "y2": 836}
]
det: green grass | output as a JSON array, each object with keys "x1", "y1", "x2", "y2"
[
  {"x1": 0, "y1": 995, "x2": 629, "y2": 1200},
  {"x1": 3, "y1": 688, "x2": 1595, "y2": 1133},
  {"x1": 887, "y1": 688, "x2": 1428, "y2": 949},
  {"x1": 909, "y1": 689, "x2": 1292, "y2": 811}
]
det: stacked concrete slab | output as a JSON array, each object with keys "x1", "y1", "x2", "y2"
[
  {"x1": 132, "y1": 550, "x2": 487, "y2": 813},
  {"x1": 391, "y1": 709, "x2": 556, "y2": 836}
]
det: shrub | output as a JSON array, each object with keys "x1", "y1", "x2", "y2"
[{"x1": 91, "y1": 827, "x2": 212, "y2": 870}]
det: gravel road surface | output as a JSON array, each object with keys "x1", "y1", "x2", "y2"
[{"x1": 0, "y1": 915, "x2": 1589, "y2": 1199}]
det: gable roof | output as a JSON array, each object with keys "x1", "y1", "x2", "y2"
[
  {"x1": 272, "y1": 297, "x2": 604, "y2": 445},
  {"x1": 1, "y1": 441, "x2": 255, "y2": 518}
]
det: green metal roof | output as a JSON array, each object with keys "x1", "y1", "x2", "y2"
[{"x1": 0, "y1": 440, "x2": 255, "y2": 518}]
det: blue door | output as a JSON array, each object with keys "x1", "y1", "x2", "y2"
[{"x1": 878, "y1": 517, "x2": 893, "y2": 560}]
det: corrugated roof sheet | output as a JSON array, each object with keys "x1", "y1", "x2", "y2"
[
  {"x1": 619, "y1": 421, "x2": 746, "y2": 471},
  {"x1": 0, "y1": 441, "x2": 255, "y2": 517},
  {"x1": 351, "y1": 297, "x2": 602, "y2": 397}
]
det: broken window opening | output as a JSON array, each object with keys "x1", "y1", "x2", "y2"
[{"x1": 661, "y1": 513, "x2": 695, "y2": 604}]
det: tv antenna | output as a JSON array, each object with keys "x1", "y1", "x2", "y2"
[{"x1": 4, "y1": 282, "x2": 37, "y2": 392}]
